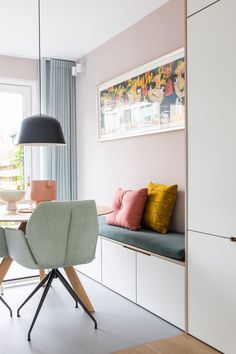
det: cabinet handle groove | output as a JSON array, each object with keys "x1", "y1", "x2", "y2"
[
  {"x1": 123, "y1": 245, "x2": 151, "y2": 256},
  {"x1": 230, "y1": 237, "x2": 236, "y2": 242}
]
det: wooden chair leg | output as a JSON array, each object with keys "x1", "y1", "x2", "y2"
[
  {"x1": 64, "y1": 266, "x2": 95, "y2": 313},
  {"x1": 39, "y1": 270, "x2": 45, "y2": 281},
  {"x1": 0, "y1": 257, "x2": 13, "y2": 284}
]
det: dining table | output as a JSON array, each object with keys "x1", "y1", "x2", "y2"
[{"x1": 0, "y1": 204, "x2": 112, "y2": 313}]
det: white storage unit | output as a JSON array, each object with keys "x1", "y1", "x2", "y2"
[
  {"x1": 137, "y1": 252, "x2": 185, "y2": 329},
  {"x1": 101, "y1": 239, "x2": 136, "y2": 302},
  {"x1": 188, "y1": 0, "x2": 236, "y2": 238},
  {"x1": 188, "y1": 231, "x2": 236, "y2": 354},
  {"x1": 77, "y1": 235, "x2": 185, "y2": 329},
  {"x1": 187, "y1": 0, "x2": 236, "y2": 352},
  {"x1": 187, "y1": 0, "x2": 219, "y2": 17},
  {"x1": 76, "y1": 237, "x2": 102, "y2": 282}
]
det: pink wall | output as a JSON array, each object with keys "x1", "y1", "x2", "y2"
[
  {"x1": 0, "y1": 55, "x2": 37, "y2": 80},
  {"x1": 76, "y1": 0, "x2": 185, "y2": 232}
]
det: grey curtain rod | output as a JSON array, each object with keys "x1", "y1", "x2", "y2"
[{"x1": 43, "y1": 57, "x2": 75, "y2": 63}]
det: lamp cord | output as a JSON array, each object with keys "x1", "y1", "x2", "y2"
[{"x1": 38, "y1": 0, "x2": 42, "y2": 115}]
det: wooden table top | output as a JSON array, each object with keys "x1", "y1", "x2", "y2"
[
  {"x1": 0, "y1": 204, "x2": 112, "y2": 223},
  {"x1": 97, "y1": 205, "x2": 113, "y2": 216}
]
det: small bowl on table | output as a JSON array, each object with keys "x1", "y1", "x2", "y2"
[{"x1": 0, "y1": 189, "x2": 26, "y2": 211}]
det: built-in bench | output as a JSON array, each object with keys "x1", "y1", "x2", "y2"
[
  {"x1": 77, "y1": 217, "x2": 185, "y2": 330},
  {"x1": 99, "y1": 217, "x2": 185, "y2": 262}
]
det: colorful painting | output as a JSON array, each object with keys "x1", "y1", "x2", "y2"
[{"x1": 97, "y1": 48, "x2": 185, "y2": 141}]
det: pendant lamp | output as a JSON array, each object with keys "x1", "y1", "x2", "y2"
[{"x1": 17, "y1": 0, "x2": 66, "y2": 146}]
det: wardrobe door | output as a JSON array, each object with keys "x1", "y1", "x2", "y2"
[
  {"x1": 187, "y1": 0, "x2": 218, "y2": 17},
  {"x1": 188, "y1": 231, "x2": 236, "y2": 354},
  {"x1": 188, "y1": 0, "x2": 236, "y2": 238}
]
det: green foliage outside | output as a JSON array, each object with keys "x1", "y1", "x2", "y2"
[{"x1": 10, "y1": 145, "x2": 24, "y2": 190}]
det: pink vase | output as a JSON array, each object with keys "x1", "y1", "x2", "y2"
[{"x1": 30, "y1": 180, "x2": 56, "y2": 205}]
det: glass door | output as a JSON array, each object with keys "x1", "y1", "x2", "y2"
[{"x1": 0, "y1": 82, "x2": 38, "y2": 282}]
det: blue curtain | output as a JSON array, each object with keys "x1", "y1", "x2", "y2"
[{"x1": 42, "y1": 59, "x2": 77, "y2": 201}]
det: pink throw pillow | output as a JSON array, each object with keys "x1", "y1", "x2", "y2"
[{"x1": 106, "y1": 188, "x2": 148, "y2": 231}]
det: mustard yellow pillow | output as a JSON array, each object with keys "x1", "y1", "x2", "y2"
[{"x1": 142, "y1": 182, "x2": 177, "y2": 234}]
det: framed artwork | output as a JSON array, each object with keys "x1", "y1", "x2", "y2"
[{"x1": 97, "y1": 48, "x2": 185, "y2": 141}]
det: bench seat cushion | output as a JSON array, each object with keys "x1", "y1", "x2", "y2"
[{"x1": 99, "y1": 217, "x2": 185, "y2": 261}]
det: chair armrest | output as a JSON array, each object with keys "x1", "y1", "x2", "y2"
[
  {"x1": 0, "y1": 228, "x2": 9, "y2": 258},
  {"x1": 5, "y1": 228, "x2": 37, "y2": 269}
]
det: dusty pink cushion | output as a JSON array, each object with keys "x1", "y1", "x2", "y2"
[{"x1": 106, "y1": 188, "x2": 148, "y2": 231}]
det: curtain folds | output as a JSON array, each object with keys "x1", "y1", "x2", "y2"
[{"x1": 42, "y1": 59, "x2": 77, "y2": 201}]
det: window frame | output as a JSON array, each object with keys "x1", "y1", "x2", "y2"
[{"x1": 0, "y1": 78, "x2": 40, "y2": 195}]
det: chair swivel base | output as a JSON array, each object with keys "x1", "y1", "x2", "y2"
[
  {"x1": 17, "y1": 269, "x2": 97, "y2": 341},
  {"x1": 0, "y1": 296, "x2": 12, "y2": 317}
]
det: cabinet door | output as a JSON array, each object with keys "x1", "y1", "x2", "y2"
[
  {"x1": 188, "y1": 231, "x2": 236, "y2": 353},
  {"x1": 137, "y1": 253, "x2": 185, "y2": 329},
  {"x1": 76, "y1": 237, "x2": 102, "y2": 282},
  {"x1": 102, "y1": 239, "x2": 136, "y2": 302},
  {"x1": 187, "y1": 0, "x2": 236, "y2": 237},
  {"x1": 187, "y1": 0, "x2": 218, "y2": 17}
]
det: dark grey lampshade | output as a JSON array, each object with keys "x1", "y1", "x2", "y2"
[{"x1": 17, "y1": 114, "x2": 66, "y2": 146}]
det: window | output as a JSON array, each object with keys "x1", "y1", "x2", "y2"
[
  {"x1": 0, "y1": 81, "x2": 40, "y2": 193},
  {"x1": 0, "y1": 80, "x2": 39, "y2": 282},
  {"x1": 0, "y1": 84, "x2": 30, "y2": 190}
]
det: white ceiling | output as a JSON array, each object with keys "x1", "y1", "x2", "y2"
[{"x1": 0, "y1": 0, "x2": 169, "y2": 60}]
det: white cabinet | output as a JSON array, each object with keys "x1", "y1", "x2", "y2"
[
  {"x1": 101, "y1": 239, "x2": 136, "y2": 302},
  {"x1": 187, "y1": 0, "x2": 236, "y2": 238},
  {"x1": 76, "y1": 237, "x2": 102, "y2": 282},
  {"x1": 188, "y1": 231, "x2": 236, "y2": 354},
  {"x1": 187, "y1": 0, "x2": 218, "y2": 17},
  {"x1": 137, "y1": 253, "x2": 185, "y2": 329},
  {"x1": 78, "y1": 236, "x2": 185, "y2": 329},
  {"x1": 187, "y1": 1, "x2": 236, "y2": 352}
]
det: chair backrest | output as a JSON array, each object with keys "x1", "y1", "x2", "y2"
[
  {"x1": 0, "y1": 227, "x2": 9, "y2": 258},
  {"x1": 26, "y1": 200, "x2": 98, "y2": 269}
]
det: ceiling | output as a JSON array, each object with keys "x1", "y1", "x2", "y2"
[{"x1": 0, "y1": 0, "x2": 169, "y2": 60}]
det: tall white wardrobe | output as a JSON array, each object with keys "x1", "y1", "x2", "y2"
[{"x1": 187, "y1": 1, "x2": 236, "y2": 353}]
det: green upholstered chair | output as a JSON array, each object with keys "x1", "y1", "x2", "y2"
[
  {"x1": 0, "y1": 228, "x2": 12, "y2": 317},
  {"x1": 5, "y1": 200, "x2": 99, "y2": 341}
]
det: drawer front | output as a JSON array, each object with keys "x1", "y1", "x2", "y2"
[
  {"x1": 137, "y1": 253, "x2": 185, "y2": 329},
  {"x1": 188, "y1": 231, "x2": 236, "y2": 353},
  {"x1": 76, "y1": 237, "x2": 102, "y2": 282},
  {"x1": 101, "y1": 239, "x2": 136, "y2": 302}
]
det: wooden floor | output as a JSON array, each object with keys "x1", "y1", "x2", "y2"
[{"x1": 115, "y1": 334, "x2": 221, "y2": 354}]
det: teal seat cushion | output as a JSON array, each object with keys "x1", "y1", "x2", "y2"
[{"x1": 99, "y1": 217, "x2": 185, "y2": 261}]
